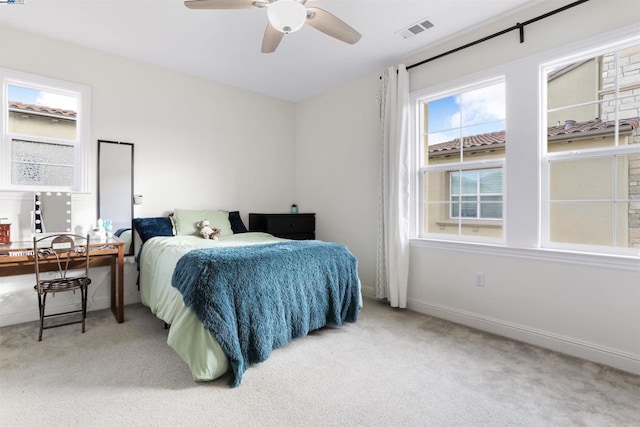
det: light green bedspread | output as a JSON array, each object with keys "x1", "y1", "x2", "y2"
[{"x1": 141, "y1": 232, "x2": 359, "y2": 381}]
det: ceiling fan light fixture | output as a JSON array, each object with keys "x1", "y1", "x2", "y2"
[{"x1": 267, "y1": 0, "x2": 307, "y2": 34}]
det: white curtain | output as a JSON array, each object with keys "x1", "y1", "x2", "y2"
[{"x1": 376, "y1": 65, "x2": 410, "y2": 308}]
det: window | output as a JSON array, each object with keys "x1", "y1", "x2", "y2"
[
  {"x1": 450, "y1": 168, "x2": 503, "y2": 220},
  {"x1": 542, "y1": 40, "x2": 640, "y2": 254},
  {"x1": 1, "y1": 69, "x2": 90, "y2": 192},
  {"x1": 417, "y1": 77, "x2": 506, "y2": 240}
]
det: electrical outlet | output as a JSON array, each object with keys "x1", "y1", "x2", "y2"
[{"x1": 475, "y1": 272, "x2": 485, "y2": 287}]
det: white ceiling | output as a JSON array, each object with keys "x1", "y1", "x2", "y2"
[{"x1": 0, "y1": 0, "x2": 539, "y2": 102}]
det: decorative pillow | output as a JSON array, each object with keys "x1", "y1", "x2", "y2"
[
  {"x1": 172, "y1": 209, "x2": 233, "y2": 237},
  {"x1": 228, "y1": 211, "x2": 248, "y2": 233},
  {"x1": 133, "y1": 217, "x2": 174, "y2": 243}
]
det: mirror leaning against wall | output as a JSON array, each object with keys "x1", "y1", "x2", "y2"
[{"x1": 97, "y1": 140, "x2": 134, "y2": 255}]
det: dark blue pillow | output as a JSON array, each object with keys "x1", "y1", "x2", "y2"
[
  {"x1": 228, "y1": 211, "x2": 247, "y2": 233},
  {"x1": 133, "y1": 217, "x2": 174, "y2": 243}
]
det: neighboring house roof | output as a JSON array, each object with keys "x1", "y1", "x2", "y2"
[
  {"x1": 8, "y1": 101, "x2": 77, "y2": 119},
  {"x1": 428, "y1": 117, "x2": 640, "y2": 156},
  {"x1": 429, "y1": 131, "x2": 505, "y2": 155},
  {"x1": 547, "y1": 118, "x2": 639, "y2": 142}
]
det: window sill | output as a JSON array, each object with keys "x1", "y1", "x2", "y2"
[{"x1": 410, "y1": 238, "x2": 640, "y2": 271}]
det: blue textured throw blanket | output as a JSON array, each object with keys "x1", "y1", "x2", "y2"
[{"x1": 171, "y1": 240, "x2": 360, "y2": 387}]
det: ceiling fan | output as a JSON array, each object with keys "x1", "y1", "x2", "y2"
[{"x1": 184, "y1": 0, "x2": 362, "y2": 53}]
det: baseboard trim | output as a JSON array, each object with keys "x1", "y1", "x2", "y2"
[
  {"x1": 0, "y1": 294, "x2": 141, "y2": 327},
  {"x1": 406, "y1": 298, "x2": 640, "y2": 376},
  {"x1": 360, "y1": 285, "x2": 376, "y2": 300}
]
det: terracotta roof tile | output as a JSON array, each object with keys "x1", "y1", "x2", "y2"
[
  {"x1": 429, "y1": 118, "x2": 639, "y2": 153},
  {"x1": 429, "y1": 131, "x2": 505, "y2": 153},
  {"x1": 8, "y1": 101, "x2": 77, "y2": 118},
  {"x1": 547, "y1": 118, "x2": 639, "y2": 137}
]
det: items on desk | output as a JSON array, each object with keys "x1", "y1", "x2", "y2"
[
  {"x1": 0, "y1": 218, "x2": 10, "y2": 244},
  {"x1": 103, "y1": 219, "x2": 113, "y2": 238},
  {"x1": 91, "y1": 218, "x2": 107, "y2": 239},
  {"x1": 32, "y1": 191, "x2": 73, "y2": 234}
]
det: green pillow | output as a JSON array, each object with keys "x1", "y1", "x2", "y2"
[{"x1": 172, "y1": 209, "x2": 233, "y2": 237}]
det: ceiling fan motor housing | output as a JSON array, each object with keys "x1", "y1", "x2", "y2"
[{"x1": 267, "y1": 0, "x2": 307, "y2": 34}]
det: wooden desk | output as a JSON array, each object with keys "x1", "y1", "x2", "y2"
[{"x1": 0, "y1": 236, "x2": 126, "y2": 323}]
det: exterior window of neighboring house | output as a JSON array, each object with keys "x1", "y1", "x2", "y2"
[
  {"x1": 450, "y1": 168, "x2": 503, "y2": 219},
  {"x1": 1, "y1": 69, "x2": 90, "y2": 192},
  {"x1": 417, "y1": 77, "x2": 506, "y2": 240},
  {"x1": 542, "y1": 39, "x2": 640, "y2": 254}
]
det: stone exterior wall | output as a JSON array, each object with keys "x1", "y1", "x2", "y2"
[
  {"x1": 600, "y1": 46, "x2": 640, "y2": 248},
  {"x1": 630, "y1": 155, "x2": 640, "y2": 248}
]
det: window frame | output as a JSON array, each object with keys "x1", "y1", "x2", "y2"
[
  {"x1": 539, "y1": 37, "x2": 640, "y2": 257},
  {"x1": 1, "y1": 68, "x2": 90, "y2": 193},
  {"x1": 414, "y1": 75, "x2": 506, "y2": 244}
]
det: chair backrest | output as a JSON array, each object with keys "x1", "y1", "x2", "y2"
[{"x1": 33, "y1": 234, "x2": 91, "y2": 287}]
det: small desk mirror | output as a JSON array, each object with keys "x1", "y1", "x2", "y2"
[
  {"x1": 98, "y1": 140, "x2": 134, "y2": 255},
  {"x1": 34, "y1": 192, "x2": 72, "y2": 234}
]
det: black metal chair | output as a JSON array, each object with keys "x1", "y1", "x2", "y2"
[{"x1": 33, "y1": 234, "x2": 92, "y2": 341}]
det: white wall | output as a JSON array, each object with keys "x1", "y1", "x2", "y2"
[
  {"x1": 294, "y1": 0, "x2": 640, "y2": 374},
  {"x1": 294, "y1": 75, "x2": 381, "y2": 290},
  {"x1": 0, "y1": 25, "x2": 296, "y2": 326}
]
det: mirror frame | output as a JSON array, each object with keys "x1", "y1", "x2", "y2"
[{"x1": 97, "y1": 140, "x2": 134, "y2": 255}]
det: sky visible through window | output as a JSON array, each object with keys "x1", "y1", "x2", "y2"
[
  {"x1": 427, "y1": 82, "x2": 505, "y2": 145},
  {"x1": 8, "y1": 85, "x2": 78, "y2": 111}
]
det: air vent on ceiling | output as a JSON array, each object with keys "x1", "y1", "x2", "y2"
[{"x1": 396, "y1": 18, "x2": 434, "y2": 40}]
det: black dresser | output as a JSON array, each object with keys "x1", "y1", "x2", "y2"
[{"x1": 248, "y1": 213, "x2": 315, "y2": 240}]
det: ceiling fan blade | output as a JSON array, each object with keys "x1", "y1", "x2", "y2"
[
  {"x1": 262, "y1": 23, "x2": 284, "y2": 53},
  {"x1": 184, "y1": 0, "x2": 259, "y2": 10},
  {"x1": 305, "y1": 7, "x2": 361, "y2": 45}
]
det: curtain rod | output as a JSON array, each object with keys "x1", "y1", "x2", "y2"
[{"x1": 403, "y1": 0, "x2": 590, "y2": 72}]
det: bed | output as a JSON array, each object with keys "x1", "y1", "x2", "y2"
[{"x1": 135, "y1": 210, "x2": 361, "y2": 386}]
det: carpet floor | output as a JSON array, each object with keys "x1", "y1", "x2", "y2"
[{"x1": 1, "y1": 298, "x2": 639, "y2": 426}]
